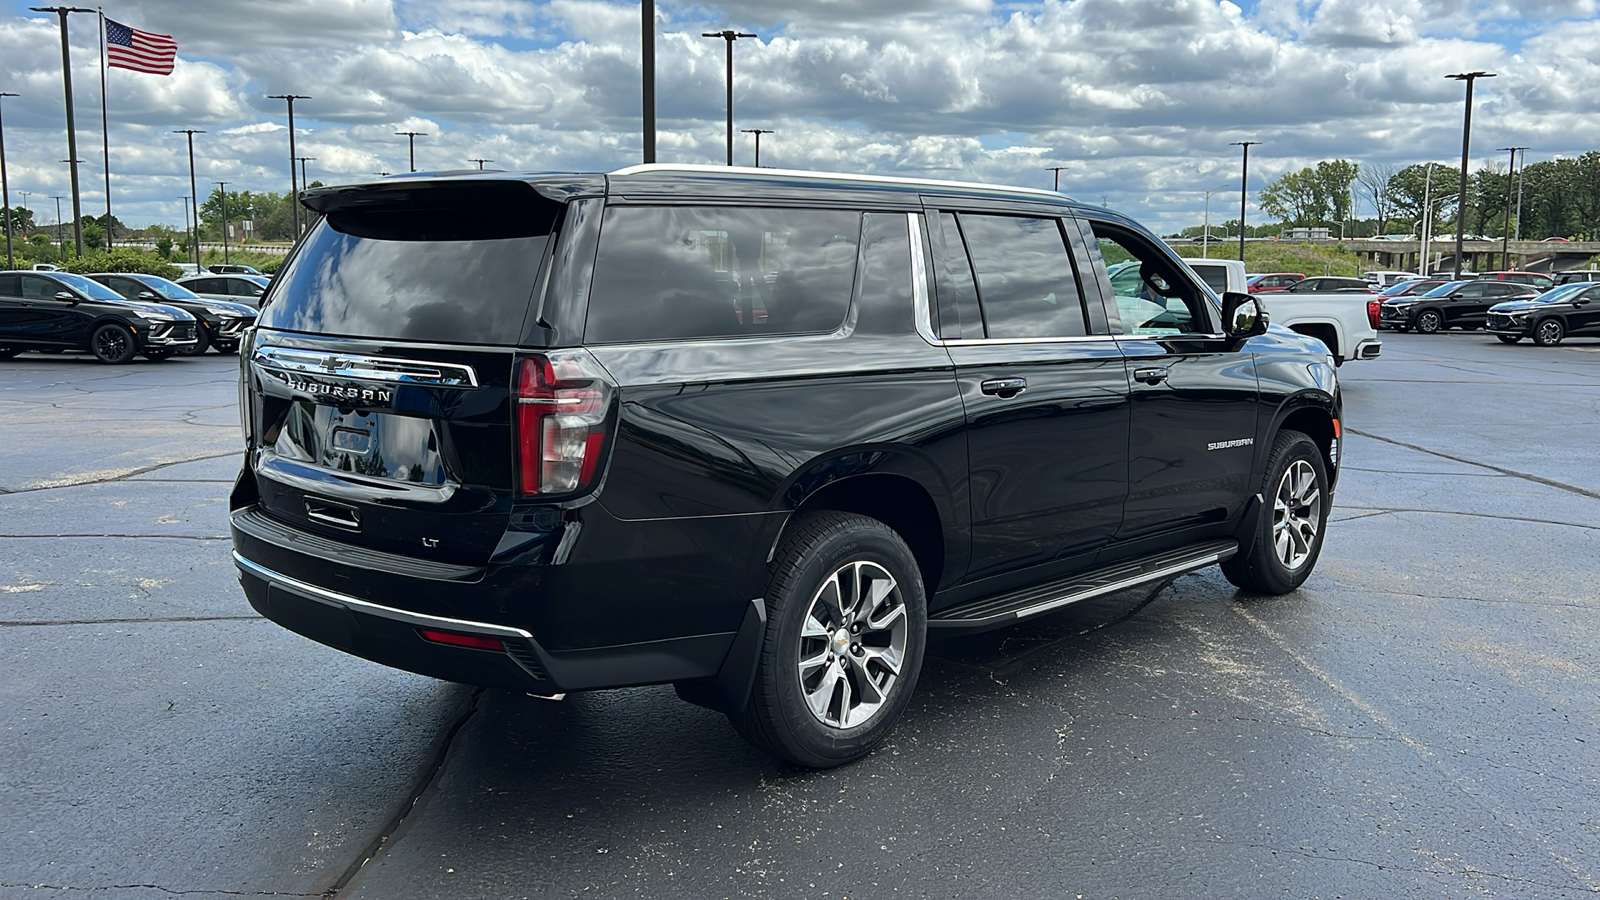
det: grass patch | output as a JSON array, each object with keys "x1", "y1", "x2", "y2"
[{"x1": 1170, "y1": 241, "x2": 1369, "y2": 277}]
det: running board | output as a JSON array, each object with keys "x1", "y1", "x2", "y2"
[{"x1": 927, "y1": 539, "x2": 1238, "y2": 633}]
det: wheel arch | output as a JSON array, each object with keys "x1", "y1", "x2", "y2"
[
  {"x1": 1265, "y1": 393, "x2": 1339, "y2": 492},
  {"x1": 777, "y1": 463, "x2": 952, "y2": 597},
  {"x1": 1287, "y1": 321, "x2": 1341, "y2": 361}
]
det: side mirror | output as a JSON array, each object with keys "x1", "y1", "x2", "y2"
[
  {"x1": 1448, "y1": 291, "x2": 1464, "y2": 299},
  {"x1": 1222, "y1": 292, "x2": 1268, "y2": 338},
  {"x1": 53, "y1": 291, "x2": 78, "y2": 303},
  {"x1": 137, "y1": 291, "x2": 161, "y2": 301}
]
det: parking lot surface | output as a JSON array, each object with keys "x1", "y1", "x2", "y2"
[{"x1": 2, "y1": 335, "x2": 1598, "y2": 899}]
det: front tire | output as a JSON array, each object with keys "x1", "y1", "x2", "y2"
[
  {"x1": 90, "y1": 324, "x2": 137, "y2": 364},
  {"x1": 1415, "y1": 310, "x2": 1443, "y2": 334},
  {"x1": 1533, "y1": 318, "x2": 1565, "y2": 346},
  {"x1": 731, "y1": 512, "x2": 927, "y2": 768},
  {"x1": 1222, "y1": 430, "x2": 1329, "y2": 595}
]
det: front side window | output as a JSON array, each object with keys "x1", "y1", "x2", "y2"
[
  {"x1": 585, "y1": 206, "x2": 860, "y2": 344},
  {"x1": 1090, "y1": 222, "x2": 1211, "y2": 336},
  {"x1": 957, "y1": 214, "x2": 1088, "y2": 339}
]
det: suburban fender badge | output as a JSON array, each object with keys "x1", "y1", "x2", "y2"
[{"x1": 1207, "y1": 437, "x2": 1255, "y2": 451}]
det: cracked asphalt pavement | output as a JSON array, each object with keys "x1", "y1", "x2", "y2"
[{"x1": 2, "y1": 335, "x2": 1597, "y2": 898}]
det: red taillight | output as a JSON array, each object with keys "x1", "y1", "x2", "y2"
[
  {"x1": 1366, "y1": 300, "x2": 1381, "y2": 330},
  {"x1": 515, "y1": 351, "x2": 614, "y2": 497},
  {"x1": 418, "y1": 628, "x2": 504, "y2": 651}
]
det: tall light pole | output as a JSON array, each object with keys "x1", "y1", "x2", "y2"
[
  {"x1": 1495, "y1": 145, "x2": 1527, "y2": 270},
  {"x1": 702, "y1": 30, "x2": 757, "y2": 166},
  {"x1": 740, "y1": 128, "x2": 772, "y2": 167},
  {"x1": 0, "y1": 91, "x2": 17, "y2": 269},
  {"x1": 173, "y1": 130, "x2": 204, "y2": 267},
  {"x1": 296, "y1": 156, "x2": 315, "y2": 192},
  {"x1": 1446, "y1": 71, "x2": 1495, "y2": 280},
  {"x1": 179, "y1": 195, "x2": 189, "y2": 261},
  {"x1": 32, "y1": 7, "x2": 94, "y2": 256},
  {"x1": 215, "y1": 181, "x2": 230, "y2": 264},
  {"x1": 53, "y1": 195, "x2": 65, "y2": 257},
  {"x1": 268, "y1": 94, "x2": 309, "y2": 236},
  {"x1": 1231, "y1": 141, "x2": 1259, "y2": 263},
  {"x1": 1514, "y1": 148, "x2": 1527, "y2": 240},
  {"x1": 642, "y1": 0, "x2": 655, "y2": 164},
  {"x1": 1203, "y1": 188, "x2": 1226, "y2": 259},
  {"x1": 1046, "y1": 166, "x2": 1069, "y2": 192},
  {"x1": 396, "y1": 131, "x2": 426, "y2": 173},
  {"x1": 468, "y1": 158, "x2": 493, "y2": 170}
]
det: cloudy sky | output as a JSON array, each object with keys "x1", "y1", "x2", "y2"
[{"x1": 1, "y1": 0, "x2": 1597, "y2": 234}]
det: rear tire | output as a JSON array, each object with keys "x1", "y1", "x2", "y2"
[
  {"x1": 90, "y1": 324, "x2": 137, "y2": 364},
  {"x1": 730, "y1": 512, "x2": 926, "y2": 768},
  {"x1": 1533, "y1": 318, "x2": 1564, "y2": 346},
  {"x1": 1222, "y1": 430, "x2": 1329, "y2": 595}
]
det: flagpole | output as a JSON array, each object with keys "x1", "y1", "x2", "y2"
[{"x1": 97, "y1": 7, "x2": 112, "y2": 248}]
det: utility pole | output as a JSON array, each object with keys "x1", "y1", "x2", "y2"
[
  {"x1": 702, "y1": 30, "x2": 757, "y2": 166},
  {"x1": 1447, "y1": 71, "x2": 1495, "y2": 280},
  {"x1": 1230, "y1": 141, "x2": 1259, "y2": 263},
  {"x1": 642, "y1": 0, "x2": 655, "y2": 164},
  {"x1": 1495, "y1": 146, "x2": 1527, "y2": 270},
  {"x1": 468, "y1": 158, "x2": 493, "y2": 170},
  {"x1": 32, "y1": 7, "x2": 95, "y2": 256},
  {"x1": 179, "y1": 195, "x2": 189, "y2": 261},
  {"x1": 173, "y1": 129, "x2": 204, "y2": 267},
  {"x1": 53, "y1": 195, "x2": 65, "y2": 257},
  {"x1": 1514, "y1": 149, "x2": 1527, "y2": 241},
  {"x1": 1046, "y1": 166, "x2": 1069, "y2": 192},
  {"x1": 0, "y1": 91, "x2": 16, "y2": 269},
  {"x1": 396, "y1": 131, "x2": 426, "y2": 173},
  {"x1": 268, "y1": 94, "x2": 310, "y2": 236},
  {"x1": 740, "y1": 128, "x2": 772, "y2": 167},
  {"x1": 215, "y1": 181, "x2": 229, "y2": 264}
]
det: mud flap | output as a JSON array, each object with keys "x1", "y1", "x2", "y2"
[{"x1": 674, "y1": 597, "x2": 766, "y2": 715}]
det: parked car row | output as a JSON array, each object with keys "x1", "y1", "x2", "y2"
[
  {"x1": 0, "y1": 270, "x2": 257, "y2": 364},
  {"x1": 1374, "y1": 274, "x2": 1600, "y2": 346}
]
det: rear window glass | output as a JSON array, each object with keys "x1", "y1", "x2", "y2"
[
  {"x1": 257, "y1": 186, "x2": 558, "y2": 344},
  {"x1": 1189, "y1": 266, "x2": 1230, "y2": 294},
  {"x1": 958, "y1": 214, "x2": 1088, "y2": 339},
  {"x1": 584, "y1": 206, "x2": 860, "y2": 344}
]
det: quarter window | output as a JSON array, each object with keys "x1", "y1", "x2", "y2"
[
  {"x1": 957, "y1": 215, "x2": 1088, "y2": 339},
  {"x1": 585, "y1": 206, "x2": 860, "y2": 344}
]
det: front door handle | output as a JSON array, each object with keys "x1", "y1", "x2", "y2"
[
  {"x1": 1133, "y1": 366, "x2": 1169, "y2": 385},
  {"x1": 980, "y1": 377, "x2": 1027, "y2": 398}
]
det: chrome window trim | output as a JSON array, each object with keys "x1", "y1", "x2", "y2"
[
  {"x1": 252, "y1": 345, "x2": 480, "y2": 388},
  {"x1": 234, "y1": 552, "x2": 534, "y2": 639},
  {"x1": 941, "y1": 335, "x2": 1123, "y2": 346},
  {"x1": 907, "y1": 213, "x2": 939, "y2": 346}
]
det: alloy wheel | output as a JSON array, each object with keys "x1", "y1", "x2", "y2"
[
  {"x1": 94, "y1": 328, "x2": 129, "y2": 361},
  {"x1": 1416, "y1": 311, "x2": 1442, "y2": 333},
  {"x1": 797, "y1": 560, "x2": 908, "y2": 730},
  {"x1": 1272, "y1": 459, "x2": 1322, "y2": 571},
  {"x1": 1535, "y1": 320, "x2": 1563, "y2": 346}
]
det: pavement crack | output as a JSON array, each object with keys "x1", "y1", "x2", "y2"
[
  {"x1": 1333, "y1": 506, "x2": 1600, "y2": 532},
  {"x1": 320, "y1": 686, "x2": 486, "y2": 897},
  {"x1": 4, "y1": 450, "x2": 240, "y2": 495},
  {"x1": 0, "y1": 883, "x2": 319, "y2": 896},
  {"x1": 1347, "y1": 428, "x2": 1600, "y2": 501},
  {"x1": 0, "y1": 616, "x2": 262, "y2": 627}
]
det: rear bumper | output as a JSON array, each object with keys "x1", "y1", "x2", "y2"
[{"x1": 1353, "y1": 339, "x2": 1382, "y2": 360}]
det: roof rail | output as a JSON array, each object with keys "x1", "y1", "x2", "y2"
[{"x1": 607, "y1": 162, "x2": 1076, "y2": 204}]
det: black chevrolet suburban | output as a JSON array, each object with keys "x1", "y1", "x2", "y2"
[{"x1": 233, "y1": 165, "x2": 1341, "y2": 767}]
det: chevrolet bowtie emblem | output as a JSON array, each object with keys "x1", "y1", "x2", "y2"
[{"x1": 319, "y1": 356, "x2": 352, "y2": 373}]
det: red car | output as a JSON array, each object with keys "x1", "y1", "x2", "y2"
[{"x1": 1246, "y1": 272, "x2": 1305, "y2": 293}]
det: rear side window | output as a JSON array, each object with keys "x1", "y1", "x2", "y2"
[
  {"x1": 957, "y1": 214, "x2": 1088, "y2": 339},
  {"x1": 585, "y1": 206, "x2": 860, "y2": 344},
  {"x1": 257, "y1": 182, "x2": 560, "y2": 345}
]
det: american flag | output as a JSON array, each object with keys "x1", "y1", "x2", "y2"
[{"x1": 106, "y1": 18, "x2": 177, "y2": 75}]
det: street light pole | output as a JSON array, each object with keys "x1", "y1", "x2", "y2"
[
  {"x1": 1447, "y1": 71, "x2": 1495, "y2": 280},
  {"x1": 1046, "y1": 166, "x2": 1069, "y2": 192},
  {"x1": 642, "y1": 0, "x2": 655, "y2": 164},
  {"x1": 0, "y1": 91, "x2": 17, "y2": 269},
  {"x1": 468, "y1": 158, "x2": 493, "y2": 170},
  {"x1": 1495, "y1": 146, "x2": 1527, "y2": 270},
  {"x1": 173, "y1": 129, "x2": 204, "y2": 267},
  {"x1": 740, "y1": 128, "x2": 772, "y2": 167},
  {"x1": 1514, "y1": 149, "x2": 1527, "y2": 241},
  {"x1": 179, "y1": 195, "x2": 189, "y2": 260},
  {"x1": 1203, "y1": 188, "x2": 1225, "y2": 259},
  {"x1": 296, "y1": 156, "x2": 315, "y2": 192},
  {"x1": 1230, "y1": 141, "x2": 1259, "y2": 263},
  {"x1": 396, "y1": 131, "x2": 426, "y2": 173},
  {"x1": 702, "y1": 30, "x2": 757, "y2": 166},
  {"x1": 215, "y1": 181, "x2": 229, "y2": 264},
  {"x1": 53, "y1": 195, "x2": 65, "y2": 257},
  {"x1": 268, "y1": 94, "x2": 310, "y2": 236},
  {"x1": 32, "y1": 7, "x2": 94, "y2": 257}
]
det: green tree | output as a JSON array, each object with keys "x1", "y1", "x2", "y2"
[
  {"x1": 1259, "y1": 168, "x2": 1326, "y2": 226},
  {"x1": 1386, "y1": 164, "x2": 1460, "y2": 233}
]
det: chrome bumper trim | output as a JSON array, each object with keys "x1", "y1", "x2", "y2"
[{"x1": 234, "y1": 551, "x2": 533, "y2": 640}]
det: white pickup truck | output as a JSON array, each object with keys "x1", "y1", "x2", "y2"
[{"x1": 1184, "y1": 258, "x2": 1382, "y2": 366}]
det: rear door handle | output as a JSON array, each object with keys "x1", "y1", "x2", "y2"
[
  {"x1": 980, "y1": 377, "x2": 1027, "y2": 398},
  {"x1": 1133, "y1": 366, "x2": 1169, "y2": 385}
]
